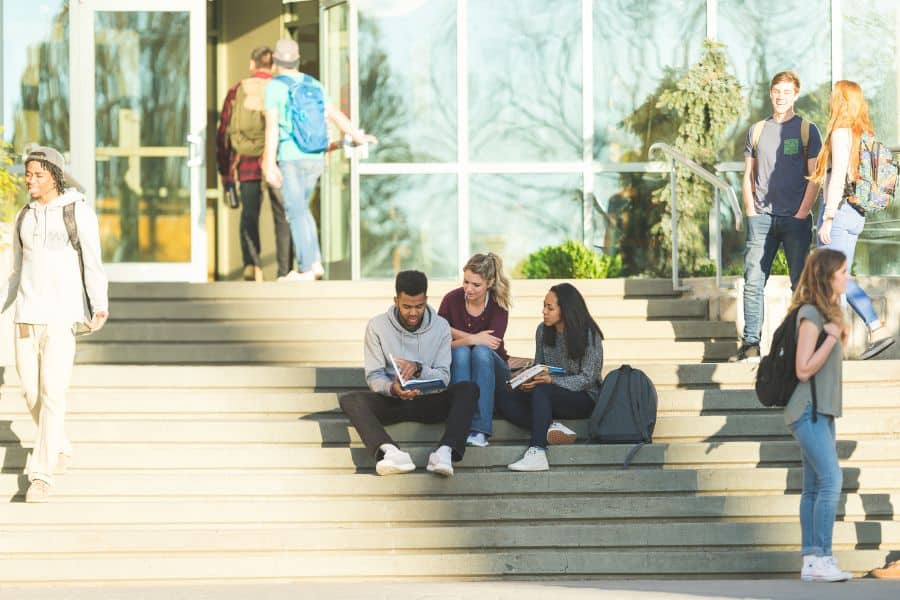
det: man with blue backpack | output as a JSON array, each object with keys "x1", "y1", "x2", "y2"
[{"x1": 263, "y1": 39, "x2": 376, "y2": 281}]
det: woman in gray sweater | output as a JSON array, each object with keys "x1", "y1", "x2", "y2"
[{"x1": 496, "y1": 283, "x2": 603, "y2": 471}]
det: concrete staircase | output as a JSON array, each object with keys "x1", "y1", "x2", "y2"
[
  {"x1": 0, "y1": 280, "x2": 898, "y2": 583},
  {"x1": 76, "y1": 279, "x2": 738, "y2": 365}
]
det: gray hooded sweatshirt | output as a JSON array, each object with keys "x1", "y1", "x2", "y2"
[{"x1": 364, "y1": 305, "x2": 452, "y2": 396}]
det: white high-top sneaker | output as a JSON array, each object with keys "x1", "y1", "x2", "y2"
[
  {"x1": 801, "y1": 555, "x2": 851, "y2": 582},
  {"x1": 507, "y1": 446, "x2": 549, "y2": 472}
]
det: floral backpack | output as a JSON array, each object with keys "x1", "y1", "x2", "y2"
[{"x1": 844, "y1": 133, "x2": 899, "y2": 215}]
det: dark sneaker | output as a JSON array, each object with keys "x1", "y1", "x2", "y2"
[{"x1": 728, "y1": 343, "x2": 760, "y2": 363}]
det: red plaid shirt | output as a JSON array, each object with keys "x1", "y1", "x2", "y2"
[{"x1": 215, "y1": 70, "x2": 272, "y2": 185}]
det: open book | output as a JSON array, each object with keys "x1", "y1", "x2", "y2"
[
  {"x1": 507, "y1": 364, "x2": 566, "y2": 390},
  {"x1": 389, "y1": 354, "x2": 446, "y2": 394}
]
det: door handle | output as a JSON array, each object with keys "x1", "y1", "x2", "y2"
[{"x1": 187, "y1": 133, "x2": 204, "y2": 167}]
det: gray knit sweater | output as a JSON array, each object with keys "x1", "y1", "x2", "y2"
[{"x1": 533, "y1": 324, "x2": 604, "y2": 402}]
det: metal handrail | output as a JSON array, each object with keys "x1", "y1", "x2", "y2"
[{"x1": 649, "y1": 142, "x2": 743, "y2": 290}]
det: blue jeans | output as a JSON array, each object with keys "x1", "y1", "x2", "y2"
[
  {"x1": 817, "y1": 202, "x2": 879, "y2": 327},
  {"x1": 790, "y1": 404, "x2": 842, "y2": 557},
  {"x1": 279, "y1": 159, "x2": 324, "y2": 272},
  {"x1": 742, "y1": 213, "x2": 812, "y2": 345},
  {"x1": 450, "y1": 345, "x2": 510, "y2": 436}
]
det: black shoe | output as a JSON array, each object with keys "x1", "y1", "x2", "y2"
[
  {"x1": 860, "y1": 336, "x2": 895, "y2": 360},
  {"x1": 729, "y1": 342, "x2": 760, "y2": 363}
]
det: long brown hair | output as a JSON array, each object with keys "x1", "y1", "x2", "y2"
[
  {"x1": 463, "y1": 252, "x2": 511, "y2": 310},
  {"x1": 810, "y1": 80, "x2": 874, "y2": 185},
  {"x1": 787, "y1": 248, "x2": 848, "y2": 343}
]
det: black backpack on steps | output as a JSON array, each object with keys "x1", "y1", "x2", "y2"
[{"x1": 588, "y1": 364, "x2": 658, "y2": 469}]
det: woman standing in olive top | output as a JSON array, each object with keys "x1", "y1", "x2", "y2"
[
  {"x1": 438, "y1": 253, "x2": 511, "y2": 448},
  {"x1": 785, "y1": 248, "x2": 851, "y2": 583},
  {"x1": 496, "y1": 282, "x2": 604, "y2": 472}
]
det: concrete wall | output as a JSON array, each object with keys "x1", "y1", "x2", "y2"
[{"x1": 214, "y1": 0, "x2": 283, "y2": 280}]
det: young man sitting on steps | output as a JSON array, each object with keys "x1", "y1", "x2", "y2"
[{"x1": 339, "y1": 270, "x2": 478, "y2": 477}]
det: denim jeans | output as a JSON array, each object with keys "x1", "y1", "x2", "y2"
[
  {"x1": 279, "y1": 159, "x2": 324, "y2": 273},
  {"x1": 742, "y1": 213, "x2": 812, "y2": 345},
  {"x1": 817, "y1": 202, "x2": 879, "y2": 327},
  {"x1": 450, "y1": 345, "x2": 510, "y2": 436},
  {"x1": 495, "y1": 383, "x2": 595, "y2": 449},
  {"x1": 789, "y1": 404, "x2": 842, "y2": 557}
]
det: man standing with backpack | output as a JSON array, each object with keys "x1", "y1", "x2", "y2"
[
  {"x1": 263, "y1": 39, "x2": 376, "y2": 281},
  {"x1": 731, "y1": 71, "x2": 823, "y2": 362},
  {"x1": 4, "y1": 146, "x2": 108, "y2": 502},
  {"x1": 216, "y1": 46, "x2": 292, "y2": 282}
]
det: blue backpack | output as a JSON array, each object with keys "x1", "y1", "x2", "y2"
[{"x1": 275, "y1": 74, "x2": 328, "y2": 154}]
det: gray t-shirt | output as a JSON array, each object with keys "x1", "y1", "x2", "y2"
[
  {"x1": 783, "y1": 304, "x2": 842, "y2": 425},
  {"x1": 744, "y1": 115, "x2": 822, "y2": 216}
]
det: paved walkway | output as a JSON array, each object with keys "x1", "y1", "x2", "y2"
[{"x1": 2, "y1": 580, "x2": 900, "y2": 600}]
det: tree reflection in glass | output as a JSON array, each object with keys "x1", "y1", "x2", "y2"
[
  {"x1": 470, "y1": 174, "x2": 582, "y2": 273},
  {"x1": 360, "y1": 174, "x2": 457, "y2": 278},
  {"x1": 358, "y1": 0, "x2": 456, "y2": 163},
  {"x1": 468, "y1": 0, "x2": 582, "y2": 162},
  {"x1": 94, "y1": 11, "x2": 190, "y2": 263}
]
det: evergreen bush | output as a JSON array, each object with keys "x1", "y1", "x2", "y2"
[{"x1": 521, "y1": 240, "x2": 622, "y2": 279}]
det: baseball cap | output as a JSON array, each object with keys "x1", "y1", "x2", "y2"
[
  {"x1": 24, "y1": 144, "x2": 65, "y2": 172},
  {"x1": 273, "y1": 39, "x2": 300, "y2": 69}
]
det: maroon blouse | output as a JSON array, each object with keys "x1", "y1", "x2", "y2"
[{"x1": 438, "y1": 287, "x2": 509, "y2": 360}]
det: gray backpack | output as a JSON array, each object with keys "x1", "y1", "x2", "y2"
[{"x1": 588, "y1": 364, "x2": 658, "y2": 468}]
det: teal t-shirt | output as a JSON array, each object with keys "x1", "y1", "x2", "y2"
[{"x1": 264, "y1": 72, "x2": 330, "y2": 162}]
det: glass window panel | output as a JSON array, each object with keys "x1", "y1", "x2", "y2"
[
  {"x1": 843, "y1": 1, "x2": 900, "y2": 275},
  {"x1": 2, "y1": 0, "x2": 70, "y2": 155},
  {"x1": 470, "y1": 173, "x2": 583, "y2": 273},
  {"x1": 358, "y1": 0, "x2": 457, "y2": 163},
  {"x1": 468, "y1": 0, "x2": 582, "y2": 162},
  {"x1": 360, "y1": 175, "x2": 457, "y2": 278},
  {"x1": 593, "y1": 172, "x2": 667, "y2": 276},
  {"x1": 593, "y1": 0, "x2": 705, "y2": 162},
  {"x1": 94, "y1": 11, "x2": 190, "y2": 264},
  {"x1": 717, "y1": 1, "x2": 831, "y2": 160}
]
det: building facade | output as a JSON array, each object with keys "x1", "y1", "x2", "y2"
[{"x1": 2, "y1": 0, "x2": 899, "y2": 281}]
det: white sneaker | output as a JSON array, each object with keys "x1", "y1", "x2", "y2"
[
  {"x1": 426, "y1": 445, "x2": 454, "y2": 477},
  {"x1": 547, "y1": 421, "x2": 576, "y2": 445},
  {"x1": 310, "y1": 262, "x2": 325, "y2": 280},
  {"x1": 508, "y1": 446, "x2": 549, "y2": 472},
  {"x1": 466, "y1": 432, "x2": 489, "y2": 447},
  {"x1": 375, "y1": 448, "x2": 416, "y2": 476},
  {"x1": 801, "y1": 555, "x2": 851, "y2": 582},
  {"x1": 276, "y1": 270, "x2": 315, "y2": 282}
]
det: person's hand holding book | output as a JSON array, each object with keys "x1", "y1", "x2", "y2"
[
  {"x1": 390, "y1": 379, "x2": 420, "y2": 400},
  {"x1": 519, "y1": 372, "x2": 551, "y2": 391}
]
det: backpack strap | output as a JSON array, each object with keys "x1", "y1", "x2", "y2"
[
  {"x1": 63, "y1": 202, "x2": 93, "y2": 317},
  {"x1": 15, "y1": 204, "x2": 31, "y2": 247},
  {"x1": 800, "y1": 118, "x2": 810, "y2": 160}
]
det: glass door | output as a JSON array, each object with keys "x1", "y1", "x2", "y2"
[{"x1": 71, "y1": 0, "x2": 206, "y2": 281}]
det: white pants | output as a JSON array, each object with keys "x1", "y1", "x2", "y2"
[{"x1": 15, "y1": 323, "x2": 76, "y2": 485}]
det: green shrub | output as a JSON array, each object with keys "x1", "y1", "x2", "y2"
[
  {"x1": 521, "y1": 241, "x2": 622, "y2": 279},
  {"x1": 0, "y1": 131, "x2": 22, "y2": 248}
]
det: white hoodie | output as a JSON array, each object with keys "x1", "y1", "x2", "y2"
[{"x1": 4, "y1": 189, "x2": 108, "y2": 326}]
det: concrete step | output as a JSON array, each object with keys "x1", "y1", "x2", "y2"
[
  {"x1": 3, "y1": 521, "x2": 899, "y2": 554},
  {"x1": 72, "y1": 339, "x2": 739, "y2": 365},
  {"x1": 107, "y1": 279, "x2": 683, "y2": 300},
  {"x1": 3, "y1": 413, "x2": 900, "y2": 445},
  {"x1": 83, "y1": 319, "x2": 738, "y2": 343},
  {"x1": 2, "y1": 362, "x2": 896, "y2": 390},
  {"x1": 0, "y1": 548, "x2": 890, "y2": 582},
  {"x1": 4, "y1": 440, "x2": 900, "y2": 471},
  {"x1": 1, "y1": 494, "x2": 898, "y2": 523},
  {"x1": 2, "y1": 467, "x2": 900, "y2": 500},
  {"x1": 104, "y1": 297, "x2": 709, "y2": 321},
  {"x1": 1, "y1": 386, "x2": 897, "y2": 419}
]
